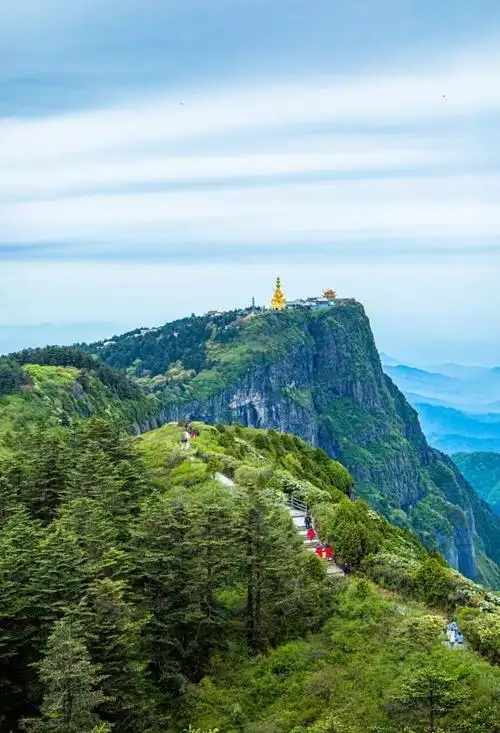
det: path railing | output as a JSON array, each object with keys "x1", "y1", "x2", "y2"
[{"x1": 286, "y1": 495, "x2": 308, "y2": 514}]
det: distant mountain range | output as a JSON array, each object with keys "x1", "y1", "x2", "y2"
[{"x1": 380, "y1": 356, "x2": 500, "y2": 454}]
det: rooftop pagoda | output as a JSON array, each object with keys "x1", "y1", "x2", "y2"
[{"x1": 270, "y1": 277, "x2": 287, "y2": 310}]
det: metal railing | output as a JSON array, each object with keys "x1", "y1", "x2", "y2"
[{"x1": 286, "y1": 495, "x2": 308, "y2": 514}]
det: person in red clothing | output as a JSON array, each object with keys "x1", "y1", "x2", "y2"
[
  {"x1": 315, "y1": 545, "x2": 324, "y2": 559},
  {"x1": 324, "y1": 544, "x2": 333, "y2": 561},
  {"x1": 307, "y1": 527, "x2": 316, "y2": 541}
]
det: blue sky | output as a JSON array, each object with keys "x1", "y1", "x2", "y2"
[{"x1": 2, "y1": 0, "x2": 500, "y2": 363}]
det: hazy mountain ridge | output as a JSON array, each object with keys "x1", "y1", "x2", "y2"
[{"x1": 381, "y1": 356, "x2": 500, "y2": 454}]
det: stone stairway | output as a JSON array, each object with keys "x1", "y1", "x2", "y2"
[
  {"x1": 214, "y1": 474, "x2": 344, "y2": 579},
  {"x1": 287, "y1": 505, "x2": 345, "y2": 578}
]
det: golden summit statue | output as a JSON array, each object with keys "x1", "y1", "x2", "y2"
[
  {"x1": 270, "y1": 277, "x2": 287, "y2": 310},
  {"x1": 323, "y1": 288, "x2": 337, "y2": 300}
]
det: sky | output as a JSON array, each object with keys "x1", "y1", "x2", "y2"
[{"x1": 2, "y1": 0, "x2": 500, "y2": 363}]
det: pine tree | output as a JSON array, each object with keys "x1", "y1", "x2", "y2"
[
  {"x1": 23, "y1": 615, "x2": 109, "y2": 733},
  {"x1": 30, "y1": 518, "x2": 89, "y2": 632},
  {"x1": 387, "y1": 656, "x2": 467, "y2": 732},
  {"x1": 0, "y1": 507, "x2": 42, "y2": 729},
  {"x1": 4, "y1": 426, "x2": 71, "y2": 522},
  {"x1": 130, "y1": 493, "x2": 194, "y2": 689},
  {"x1": 59, "y1": 498, "x2": 123, "y2": 578},
  {"x1": 77, "y1": 578, "x2": 153, "y2": 731},
  {"x1": 237, "y1": 476, "x2": 330, "y2": 653},
  {"x1": 181, "y1": 484, "x2": 243, "y2": 674}
]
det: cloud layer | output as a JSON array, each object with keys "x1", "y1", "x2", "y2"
[
  {"x1": 2, "y1": 43, "x2": 500, "y2": 257},
  {"x1": 2, "y1": 1, "x2": 500, "y2": 363}
]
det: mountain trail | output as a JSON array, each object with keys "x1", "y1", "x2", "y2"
[{"x1": 287, "y1": 499, "x2": 345, "y2": 578}]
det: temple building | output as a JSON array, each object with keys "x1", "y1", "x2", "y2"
[
  {"x1": 270, "y1": 277, "x2": 287, "y2": 310},
  {"x1": 323, "y1": 288, "x2": 337, "y2": 300},
  {"x1": 270, "y1": 278, "x2": 339, "y2": 311}
]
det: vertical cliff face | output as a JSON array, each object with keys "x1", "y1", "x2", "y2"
[{"x1": 95, "y1": 302, "x2": 500, "y2": 584}]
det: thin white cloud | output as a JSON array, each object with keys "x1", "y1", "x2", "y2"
[
  {"x1": 1, "y1": 44, "x2": 500, "y2": 166},
  {"x1": 2, "y1": 40, "x2": 499, "y2": 251},
  {"x1": 2, "y1": 147, "x2": 446, "y2": 199},
  {"x1": 3, "y1": 176, "x2": 500, "y2": 246}
]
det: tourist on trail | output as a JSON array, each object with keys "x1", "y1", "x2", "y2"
[
  {"x1": 180, "y1": 431, "x2": 191, "y2": 451},
  {"x1": 307, "y1": 527, "x2": 316, "y2": 541},
  {"x1": 447, "y1": 624, "x2": 457, "y2": 648},
  {"x1": 315, "y1": 545, "x2": 324, "y2": 559},
  {"x1": 325, "y1": 544, "x2": 333, "y2": 561},
  {"x1": 457, "y1": 632, "x2": 464, "y2": 645},
  {"x1": 304, "y1": 514, "x2": 312, "y2": 530}
]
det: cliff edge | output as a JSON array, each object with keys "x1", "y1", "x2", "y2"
[{"x1": 90, "y1": 302, "x2": 500, "y2": 585}]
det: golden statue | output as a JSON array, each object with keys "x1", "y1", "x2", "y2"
[
  {"x1": 323, "y1": 288, "x2": 337, "y2": 300},
  {"x1": 270, "y1": 277, "x2": 287, "y2": 310}
]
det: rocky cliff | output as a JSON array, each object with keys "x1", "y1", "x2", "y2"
[{"x1": 90, "y1": 302, "x2": 500, "y2": 584}]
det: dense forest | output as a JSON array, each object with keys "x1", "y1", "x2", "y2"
[
  {"x1": 2, "y1": 414, "x2": 500, "y2": 733},
  {"x1": 0, "y1": 358, "x2": 30, "y2": 398},
  {"x1": 0, "y1": 419, "x2": 342, "y2": 731},
  {"x1": 82, "y1": 310, "x2": 246, "y2": 377}
]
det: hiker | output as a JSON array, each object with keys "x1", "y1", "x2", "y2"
[
  {"x1": 325, "y1": 544, "x2": 333, "y2": 561},
  {"x1": 315, "y1": 545, "x2": 324, "y2": 559},
  {"x1": 180, "y1": 430, "x2": 191, "y2": 451},
  {"x1": 457, "y1": 632, "x2": 464, "y2": 645},
  {"x1": 450, "y1": 621, "x2": 458, "y2": 632},
  {"x1": 307, "y1": 527, "x2": 316, "y2": 541},
  {"x1": 343, "y1": 563, "x2": 351, "y2": 575},
  {"x1": 304, "y1": 514, "x2": 312, "y2": 530},
  {"x1": 447, "y1": 625, "x2": 457, "y2": 648}
]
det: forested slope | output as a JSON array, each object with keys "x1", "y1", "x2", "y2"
[
  {"x1": 453, "y1": 451, "x2": 500, "y2": 515},
  {"x1": 0, "y1": 348, "x2": 156, "y2": 452},
  {"x1": 2, "y1": 417, "x2": 500, "y2": 733}
]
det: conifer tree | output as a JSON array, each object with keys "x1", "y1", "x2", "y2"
[
  {"x1": 59, "y1": 498, "x2": 123, "y2": 578},
  {"x1": 388, "y1": 656, "x2": 467, "y2": 733},
  {"x1": 0, "y1": 507, "x2": 41, "y2": 729},
  {"x1": 130, "y1": 493, "x2": 194, "y2": 689},
  {"x1": 23, "y1": 615, "x2": 109, "y2": 733},
  {"x1": 30, "y1": 518, "x2": 89, "y2": 632},
  {"x1": 4, "y1": 426, "x2": 70, "y2": 522},
  {"x1": 237, "y1": 475, "x2": 328, "y2": 653},
  {"x1": 180, "y1": 484, "x2": 243, "y2": 673},
  {"x1": 77, "y1": 578, "x2": 154, "y2": 731}
]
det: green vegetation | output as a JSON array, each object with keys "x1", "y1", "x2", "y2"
[
  {"x1": 87, "y1": 309, "x2": 312, "y2": 404},
  {"x1": 0, "y1": 356, "x2": 157, "y2": 454},
  {"x1": 0, "y1": 357, "x2": 30, "y2": 398},
  {"x1": 3, "y1": 408, "x2": 500, "y2": 732},
  {"x1": 6, "y1": 309, "x2": 500, "y2": 730},
  {"x1": 453, "y1": 452, "x2": 500, "y2": 516},
  {"x1": 84, "y1": 306, "x2": 500, "y2": 587},
  {"x1": 12, "y1": 345, "x2": 142, "y2": 400},
  {"x1": 0, "y1": 419, "x2": 342, "y2": 731},
  {"x1": 187, "y1": 580, "x2": 500, "y2": 733}
]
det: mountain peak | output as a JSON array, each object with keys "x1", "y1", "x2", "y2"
[{"x1": 86, "y1": 302, "x2": 500, "y2": 586}]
